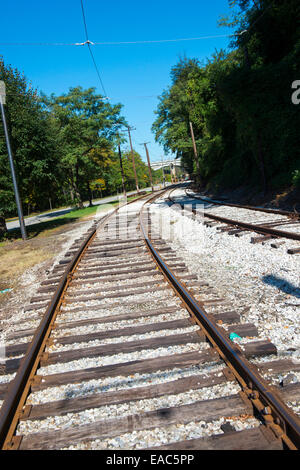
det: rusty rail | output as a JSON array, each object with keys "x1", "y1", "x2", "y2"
[
  {"x1": 0, "y1": 190, "x2": 153, "y2": 449},
  {"x1": 169, "y1": 187, "x2": 300, "y2": 242},
  {"x1": 139, "y1": 191, "x2": 300, "y2": 450},
  {"x1": 185, "y1": 186, "x2": 299, "y2": 219},
  {"x1": 1, "y1": 186, "x2": 299, "y2": 449}
]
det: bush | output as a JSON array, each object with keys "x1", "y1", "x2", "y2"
[{"x1": 292, "y1": 170, "x2": 300, "y2": 188}]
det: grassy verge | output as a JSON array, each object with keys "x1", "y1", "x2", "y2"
[
  {"x1": 0, "y1": 204, "x2": 109, "y2": 293},
  {"x1": 0, "y1": 194, "x2": 144, "y2": 297},
  {"x1": 1, "y1": 201, "x2": 118, "y2": 244},
  {"x1": 5, "y1": 190, "x2": 151, "y2": 222},
  {"x1": 3, "y1": 194, "x2": 143, "y2": 243}
]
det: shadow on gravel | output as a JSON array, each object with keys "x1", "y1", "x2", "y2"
[{"x1": 262, "y1": 274, "x2": 300, "y2": 299}]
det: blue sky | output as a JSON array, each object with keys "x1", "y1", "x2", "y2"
[{"x1": 0, "y1": 0, "x2": 235, "y2": 163}]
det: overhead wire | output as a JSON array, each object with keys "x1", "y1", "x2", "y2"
[
  {"x1": 1, "y1": 2, "x2": 276, "y2": 132},
  {"x1": 80, "y1": 0, "x2": 89, "y2": 40},
  {"x1": 0, "y1": 1, "x2": 278, "y2": 168},
  {"x1": 0, "y1": 33, "x2": 240, "y2": 47},
  {"x1": 80, "y1": 0, "x2": 108, "y2": 98},
  {"x1": 0, "y1": 2, "x2": 276, "y2": 49}
]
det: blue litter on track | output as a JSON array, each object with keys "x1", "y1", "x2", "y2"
[{"x1": 229, "y1": 332, "x2": 242, "y2": 341}]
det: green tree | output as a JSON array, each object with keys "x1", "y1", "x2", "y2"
[
  {"x1": 44, "y1": 87, "x2": 126, "y2": 207},
  {"x1": 121, "y1": 150, "x2": 150, "y2": 190},
  {"x1": 153, "y1": 0, "x2": 300, "y2": 193},
  {"x1": 0, "y1": 58, "x2": 59, "y2": 217},
  {"x1": 152, "y1": 58, "x2": 204, "y2": 180}
]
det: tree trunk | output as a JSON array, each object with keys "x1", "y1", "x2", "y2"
[
  {"x1": 87, "y1": 181, "x2": 93, "y2": 207},
  {"x1": 74, "y1": 186, "x2": 84, "y2": 209},
  {"x1": 74, "y1": 163, "x2": 84, "y2": 209},
  {"x1": 0, "y1": 216, "x2": 8, "y2": 238},
  {"x1": 256, "y1": 132, "x2": 268, "y2": 195}
]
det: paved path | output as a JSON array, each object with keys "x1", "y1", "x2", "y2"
[{"x1": 6, "y1": 186, "x2": 165, "y2": 230}]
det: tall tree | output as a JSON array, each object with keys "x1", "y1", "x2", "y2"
[
  {"x1": 44, "y1": 87, "x2": 126, "y2": 207},
  {"x1": 153, "y1": 0, "x2": 300, "y2": 193},
  {"x1": 0, "y1": 58, "x2": 59, "y2": 217}
]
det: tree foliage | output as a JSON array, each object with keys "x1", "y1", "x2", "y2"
[
  {"x1": 152, "y1": 0, "x2": 300, "y2": 193},
  {"x1": 42, "y1": 86, "x2": 126, "y2": 207},
  {"x1": 0, "y1": 71, "x2": 158, "y2": 219},
  {"x1": 0, "y1": 58, "x2": 59, "y2": 215}
]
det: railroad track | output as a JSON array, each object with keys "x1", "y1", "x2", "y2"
[
  {"x1": 168, "y1": 185, "x2": 300, "y2": 255},
  {"x1": 0, "y1": 188, "x2": 299, "y2": 450}
]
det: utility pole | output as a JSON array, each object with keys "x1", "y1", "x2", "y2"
[
  {"x1": 170, "y1": 162, "x2": 173, "y2": 184},
  {"x1": 0, "y1": 84, "x2": 27, "y2": 240},
  {"x1": 161, "y1": 155, "x2": 165, "y2": 188},
  {"x1": 140, "y1": 142, "x2": 154, "y2": 192},
  {"x1": 127, "y1": 126, "x2": 139, "y2": 193},
  {"x1": 118, "y1": 143, "x2": 127, "y2": 198},
  {"x1": 189, "y1": 121, "x2": 200, "y2": 179}
]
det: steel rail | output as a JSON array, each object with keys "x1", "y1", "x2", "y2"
[
  {"x1": 0, "y1": 223, "x2": 100, "y2": 448},
  {"x1": 1, "y1": 187, "x2": 298, "y2": 450},
  {"x1": 185, "y1": 187, "x2": 299, "y2": 219},
  {"x1": 139, "y1": 191, "x2": 300, "y2": 450},
  {"x1": 0, "y1": 190, "x2": 153, "y2": 450},
  {"x1": 169, "y1": 187, "x2": 300, "y2": 242}
]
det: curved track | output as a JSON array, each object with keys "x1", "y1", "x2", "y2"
[
  {"x1": 169, "y1": 185, "x2": 300, "y2": 253},
  {"x1": 0, "y1": 189, "x2": 299, "y2": 450},
  {"x1": 185, "y1": 186, "x2": 299, "y2": 219}
]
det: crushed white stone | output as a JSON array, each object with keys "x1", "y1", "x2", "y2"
[
  {"x1": 17, "y1": 382, "x2": 240, "y2": 436},
  {"x1": 28, "y1": 363, "x2": 224, "y2": 405},
  {"x1": 62, "y1": 416, "x2": 260, "y2": 450},
  {"x1": 150, "y1": 189, "x2": 300, "y2": 357},
  {"x1": 51, "y1": 311, "x2": 191, "y2": 338},
  {"x1": 38, "y1": 341, "x2": 207, "y2": 376},
  {"x1": 47, "y1": 325, "x2": 200, "y2": 353}
]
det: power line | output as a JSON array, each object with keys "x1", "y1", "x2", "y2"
[
  {"x1": 80, "y1": 0, "x2": 90, "y2": 40},
  {"x1": 0, "y1": 8, "x2": 276, "y2": 49},
  {"x1": 93, "y1": 34, "x2": 235, "y2": 45},
  {"x1": 86, "y1": 43, "x2": 108, "y2": 97},
  {"x1": 79, "y1": 0, "x2": 108, "y2": 98},
  {"x1": 0, "y1": 32, "x2": 238, "y2": 47},
  {"x1": 0, "y1": 42, "x2": 78, "y2": 46}
]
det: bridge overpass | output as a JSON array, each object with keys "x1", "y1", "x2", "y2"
[{"x1": 150, "y1": 158, "x2": 181, "y2": 171}]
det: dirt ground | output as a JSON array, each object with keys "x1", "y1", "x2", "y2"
[{"x1": 0, "y1": 216, "x2": 94, "y2": 324}]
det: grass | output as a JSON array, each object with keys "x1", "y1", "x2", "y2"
[
  {"x1": 2, "y1": 201, "x2": 119, "y2": 242},
  {"x1": 5, "y1": 189, "x2": 151, "y2": 222},
  {"x1": 0, "y1": 203, "x2": 110, "y2": 293},
  {"x1": 3, "y1": 194, "x2": 143, "y2": 242},
  {"x1": 0, "y1": 193, "x2": 145, "y2": 302}
]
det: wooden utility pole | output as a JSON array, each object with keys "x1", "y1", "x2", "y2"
[
  {"x1": 127, "y1": 126, "x2": 139, "y2": 193},
  {"x1": 189, "y1": 121, "x2": 200, "y2": 177},
  {"x1": 140, "y1": 142, "x2": 154, "y2": 192},
  {"x1": 161, "y1": 155, "x2": 166, "y2": 188},
  {"x1": 118, "y1": 144, "x2": 127, "y2": 198},
  {"x1": 169, "y1": 163, "x2": 173, "y2": 183}
]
